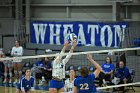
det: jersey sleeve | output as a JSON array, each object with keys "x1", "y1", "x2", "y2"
[
  {"x1": 31, "y1": 77, "x2": 35, "y2": 91},
  {"x1": 74, "y1": 78, "x2": 78, "y2": 86},
  {"x1": 54, "y1": 51, "x2": 64, "y2": 64},
  {"x1": 89, "y1": 74, "x2": 95, "y2": 81},
  {"x1": 20, "y1": 78, "x2": 25, "y2": 91},
  {"x1": 111, "y1": 64, "x2": 115, "y2": 71},
  {"x1": 31, "y1": 77, "x2": 35, "y2": 87},
  {"x1": 62, "y1": 52, "x2": 72, "y2": 65}
]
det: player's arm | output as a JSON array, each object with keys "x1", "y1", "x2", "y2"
[
  {"x1": 63, "y1": 40, "x2": 76, "y2": 64},
  {"x1": 73, "y1": 86, "x2": 78, "y2": 93},
  {"x1": 54, "y1": 41, "x2": 69, "y2": 61},
  {"x1": 86, "y1": 54, "x2": 102, "y2": 78},
  {"x1": 73, "y1": 78, "x2": 78, "y2": 93},
  {"x1": 20, "y1": 79, "x2": 26, "y2": 93},
  {"x1": 30, "y1": 77, "x2": 35, "y2": 93}
]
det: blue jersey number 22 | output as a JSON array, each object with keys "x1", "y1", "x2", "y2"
[{"x1": 80, "y1": 83, "x2": 89, "y2": 90}]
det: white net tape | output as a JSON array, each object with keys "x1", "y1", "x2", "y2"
[
  {"x1": 97, "y1": 82, "x2": 140, "y2": 90},
  {"x1": 0, "y1": 47, "x2": 140, "y2": 61}
]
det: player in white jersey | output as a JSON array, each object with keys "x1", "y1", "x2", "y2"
[
  {"x1": 11, "y1": 40, "x2": 23, "y2": 83},
  {"x1": 49, "y1": 40, "x2": 76, "y2": 93},
  {"x1": 65, "y1": 69, "x2": 75, "y2": 92}
]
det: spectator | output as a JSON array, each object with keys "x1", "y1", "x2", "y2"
[
  {"x1": 115, "y1": 61, "x2": 131, "y2": 84},
  {"x1": 43, "y1": 57, "x2": 52, "y2": 84},
  {"x1": 11, "y1": 40, "x2": 23, "y2": 84},
  {"x1": 99, "y1": 56, "x2": 115, "y2": 86},
  {"x1": 114, "y1": 61, "x2": 131, "y2": 91},
  {"x1": 31, "y1": 58, "x2": 45, "y2": 85},
  {"x1": 2, "y1": 52, "x2": 13, "y2": 83}
]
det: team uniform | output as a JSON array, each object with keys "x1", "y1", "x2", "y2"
[
  {"x1": 115, "y1": 66, "x2": 131, "y2": 82},
  {"x1": 74, "y1": 74, "x2": 96, "y2": 93},
  {"x1": 101, "y1": 63, "x2": 115, "y2": 73},
  {"x1": 49, "y1": 51, "x2": 71, "y2": 89},
  {"x1": 99, "y1": 62, "x2": 115, "y2": 86},
  {"x1": 64, "y1": 78, "x2": 73, "y2": 92},
  {"x1": 17, "y1": 76, "x2": 35, "y2": 92}
]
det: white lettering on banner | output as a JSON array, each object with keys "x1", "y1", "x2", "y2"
[
  {"x1": 100, "y1": 25, "x2": 113, "y2": 47},
  {"x1": 49, "y1": 24, "x2": 61, "y2": 45},
  {"x1": 63, "y1": 24, "x2": 74, "y2": 41},
  {"x1": 32, "y1": 23, "x2": 127, "y2": 47},
  {"x1": 33, "y1": 24, "x2": 47, "y2": 44},
  {"x1": 114, "y1": 25, "x2": 126, "y2": 47},
  {"x1": 88, "y1": 25, "x2": 99, "y2": 46},
  {"x1": 77, "y1": 24, "x2": 86, "y2": 45}
]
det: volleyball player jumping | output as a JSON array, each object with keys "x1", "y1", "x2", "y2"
[
  {"x1": 49, "y1": 40, "x2": 76, "y2": 93},
  {"x1": 73, "y1": 54, "x2": 102, "y2": 93}
]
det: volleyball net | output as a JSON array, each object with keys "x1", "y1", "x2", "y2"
[{"x1": 0, "y1": 47, "x2": 140, "y2": 92}]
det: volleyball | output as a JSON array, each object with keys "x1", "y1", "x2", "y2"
[{"x1": 67, "y1": 33, "x2": 77, "y2": 43}]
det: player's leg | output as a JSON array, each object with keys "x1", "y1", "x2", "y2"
[
  {"x1": 8, "y1": 62, "x2": 13, "y2": 83},
  {"x1": 99, "y1": 72, "x2": 105, "y2": 86},
  {"x1": 15, "y1": 88, "x2": 21, "y2": 93},
  {"x1": 3, "y1": 62, "x2": 8, "y2": 83},
  {"x1": 49, "y1": 80, "x2": 60, "y2": 93},
  {"x1": 13, "y1": 62, "x2": 23, "y2": 83},
  {"x1": 49, "y1": 88, "x2": 58, "y2": 93},
  {"x1": 58, "y1": 88, "x2": 65, "y2": 93},
  {"x1": 26, "y1": 90, "x2": 34, "y2": 93},
  {"x1": 13, "y1": 62, "x2": 18, "y2": 83},
  {"x1": 17, "y1": 63, "x2": 23, "y2": 80},
  {"x1": 58, "y1": 81, "x2": 65, "y2": 92}
]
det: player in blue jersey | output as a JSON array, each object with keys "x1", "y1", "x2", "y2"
[
  {"x1": 16, "y1": 68, "x2": 35, "y2": 93},
  {"x1": 73, "y1": 54, "x2": 102, "y2": 93}
]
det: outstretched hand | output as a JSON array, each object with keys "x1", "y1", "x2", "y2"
[
  {"x1": 86, "y1": 54, "x2": 93, "y2": 60},
  {"x1": 64, "y1": 41, "x2": 69, "y2": 47},
  {"x1": 72, "y1": 40, "x2": 77, "y2": 47}
]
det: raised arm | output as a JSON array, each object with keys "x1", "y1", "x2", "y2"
[
  {"x1": 55, "y1": 41, "x2": 69, "y2": 61},
  {"x1": 63, "y1": 40, "x2": 76, "y2": 64},
  {"x1": 86, "y1": 54, "x2": 102, "y2": 78}
]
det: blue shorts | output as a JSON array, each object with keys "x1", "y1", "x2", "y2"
[
  {"x1": 17, "y1": 83, "x2": 30, "y2": 92},
  {"x1": 49, "y1": 79, "x2": 64, "y2": 89}
]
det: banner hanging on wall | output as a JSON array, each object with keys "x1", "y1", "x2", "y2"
[{"x1": 30, "y1": 21, "x2": 128, "y2": 47}]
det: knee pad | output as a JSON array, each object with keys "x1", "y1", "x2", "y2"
[{"x1": 9, "y1": 72, "x2": 12, "y2": 77}]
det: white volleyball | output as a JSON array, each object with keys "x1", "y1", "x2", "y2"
[{"x1": 67, "y1": 33, "x2": 77, "y2": 42}]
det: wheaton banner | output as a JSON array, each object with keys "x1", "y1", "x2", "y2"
[{"x1": 31, "y1": 21, "x2": 128, "y2": 47}]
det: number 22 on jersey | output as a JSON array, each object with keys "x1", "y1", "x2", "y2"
[{"x1": 80, "y1": 83, "x2": 89, "y2": 90}]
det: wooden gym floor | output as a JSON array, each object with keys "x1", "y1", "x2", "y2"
[{"x1": 0, "y1": 86, "x2": 140, "y2": 93}]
